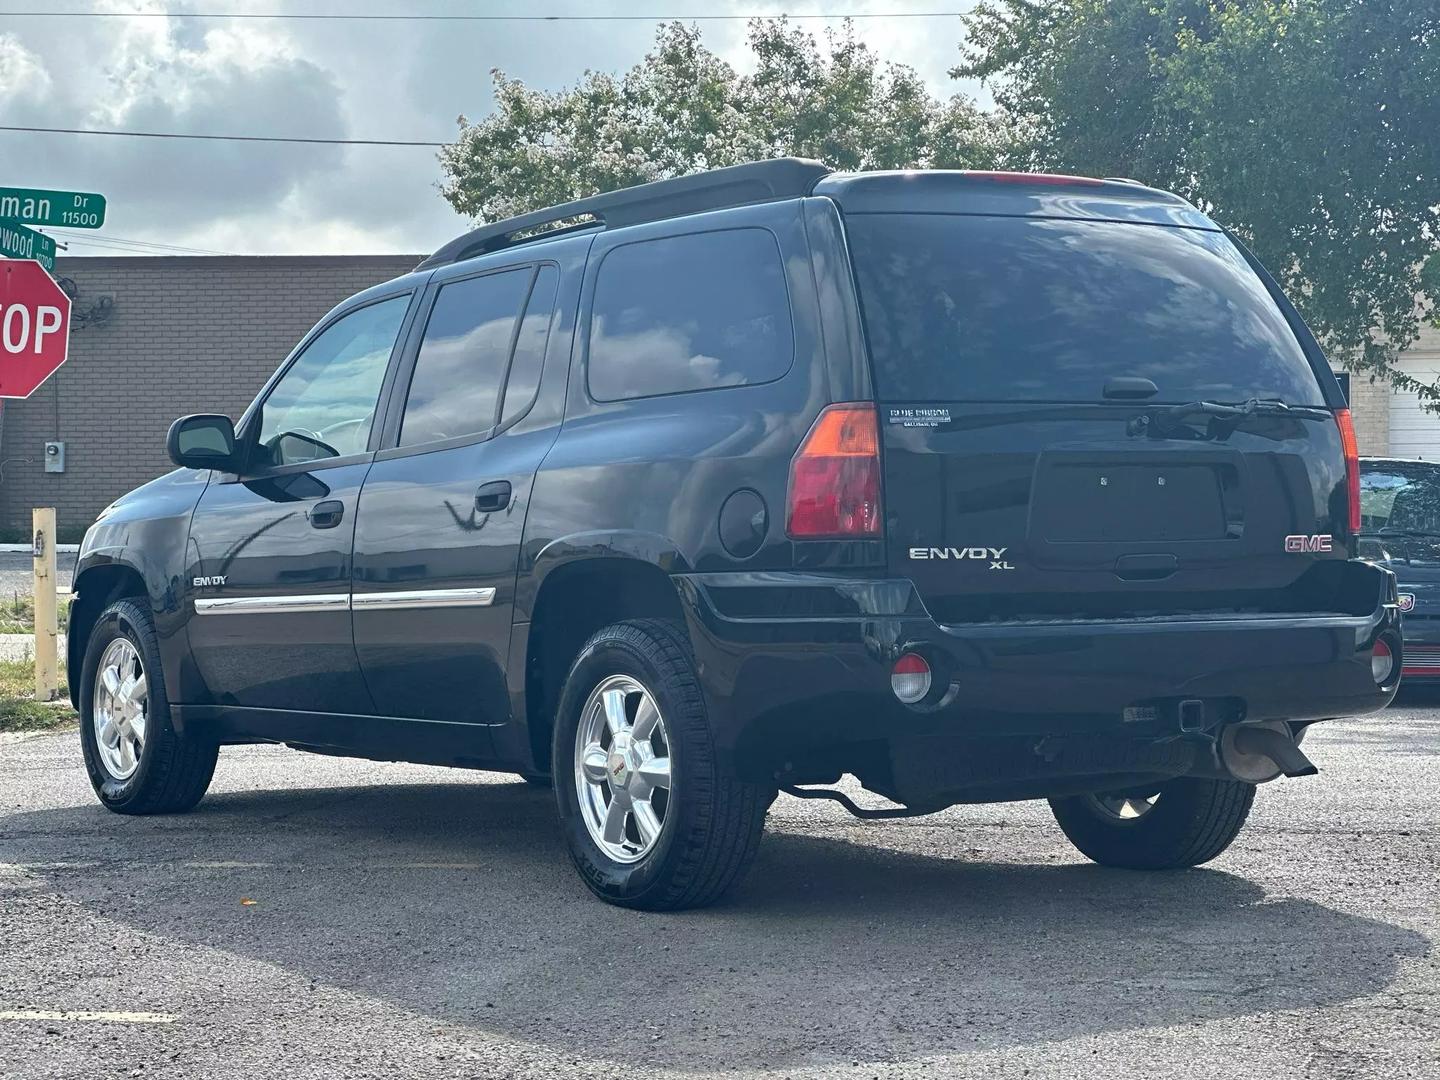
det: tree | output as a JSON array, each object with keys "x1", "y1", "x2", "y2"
[
  {"x1": 439, "y1": 19, "x2": 1009, "y2": 224},
  {"x1": 957, "y1": 1, "x2": 1440, "y2": 397}
]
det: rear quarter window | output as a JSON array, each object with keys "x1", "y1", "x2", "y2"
[
  {"x1": 587, "y1": 228, "x2": 794, "y2": 402},
  {"x1": 847, "y1": 213, "x2": 1324, "y2": 406}
]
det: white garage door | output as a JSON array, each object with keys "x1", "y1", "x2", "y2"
[{"x1": 1389, "y1": 349, "x2": 1440, "y2": 460}]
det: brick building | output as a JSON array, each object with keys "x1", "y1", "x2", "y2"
[
  {"x1": 0, "y1": 254, "x2": 1435, "y2": 534},
  {"x1": 0, "y1": 254, "x2": 420, "y2": 535}
]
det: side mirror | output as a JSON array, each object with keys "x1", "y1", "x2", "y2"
[{"x1": 167, "y1": 414, "x2": 238, "y2": 470}]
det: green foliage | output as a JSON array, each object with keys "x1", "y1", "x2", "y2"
[
  {"x1": 439, "y1": 19, "x2": 1009, "y2": 223},
  {"x1": 0, "y1": 659, "x2": 74, "y2": 733},
  {"x1": 958, "y1": 0, "x2": 1440, "y2": 397}
]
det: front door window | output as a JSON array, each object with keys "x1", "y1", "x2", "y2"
[{"x1": 253, "y1": 295, "x2": 409, "y2": 468}]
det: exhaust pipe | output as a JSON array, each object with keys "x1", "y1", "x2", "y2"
[{"x1": 1220, "y1": 721, "x2": 1318, "y2": 782}]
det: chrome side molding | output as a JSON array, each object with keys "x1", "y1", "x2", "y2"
[
  {"x1": 194, "y1": 587, "x2": 497, "y2": 614},
  {"x1": 194, "y1": 593, "x2": 349, "y2": 615},
  {"x1": 351, "y1": 587, "x2": 496, "y2": 610}
]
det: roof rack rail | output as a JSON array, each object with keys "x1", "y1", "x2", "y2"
[{"x1": 417, "y1": 157, "x2": 831, "y2": 270}]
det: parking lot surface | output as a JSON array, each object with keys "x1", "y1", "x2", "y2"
[
  {"x1": 1, "y1": 700, "x2": 1436, "y2": 1079},
  {"x1": 0, "y1": 550, "x2": 75, "y2": 599}
]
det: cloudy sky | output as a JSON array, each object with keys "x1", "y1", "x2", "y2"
[{"x1": 0, "y1": 1, "x2": 983, "y2": 259}]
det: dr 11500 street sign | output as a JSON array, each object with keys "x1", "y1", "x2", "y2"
[{"x1": 0, "y1": 187, "x2": 107, "y2": 229}]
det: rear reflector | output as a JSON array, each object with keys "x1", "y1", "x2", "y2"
[
  {"x1": 1372, "y1": 637, "x2": 1395, "y2": 685},
  {"x1": 1335, "y1": 407, "x2": 1361, "y2": 534},
  {"x1": 786, "y1": 404, "x2": 882, "y2": 539},
  {"x1": 891, "y1": 653, "x2": 932, "y2": 704}
]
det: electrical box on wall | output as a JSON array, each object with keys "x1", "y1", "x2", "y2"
[{"x1": 43, "y1": 441, "x2": 65, "y2": 473}]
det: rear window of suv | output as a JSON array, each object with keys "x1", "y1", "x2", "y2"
[{"x1": 846, "y1": 214, "x2": 1324, "y2": 405}]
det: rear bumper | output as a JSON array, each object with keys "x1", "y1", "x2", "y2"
[{"x1": 677, "y1": 561, "x2": 1401, "y2": 766}]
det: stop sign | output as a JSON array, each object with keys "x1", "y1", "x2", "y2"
[{"x1": 0, "y1": 258, "x2": 71, "y2": 399}]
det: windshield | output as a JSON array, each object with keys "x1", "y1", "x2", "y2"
[
  {"x1": 1359, "y1": 464, "x2": 1440, "y2": 536},
  {"x1": 846, "y1": 213, "x2": 1325, "y2": 405}
]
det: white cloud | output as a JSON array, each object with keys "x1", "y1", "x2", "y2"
[{"x1": 0, "y1": 34, "x2": 52, "y2": 103}]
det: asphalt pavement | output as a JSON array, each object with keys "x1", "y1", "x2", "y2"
[
  {"x1": 0, "y1": 550, "x2": 76, "y2": 600},
  {"x1": 1, "y1": 699, "x2": 1437, "y2": 1079}
]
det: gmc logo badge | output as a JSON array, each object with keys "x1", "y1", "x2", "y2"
[{"x1": 1284, "y1": 534, "x2": 1333, "y2": 553}]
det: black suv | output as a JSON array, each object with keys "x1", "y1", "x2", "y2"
[{"x1": 71, "y1": 160, "x2": 1400, "y2": 909}]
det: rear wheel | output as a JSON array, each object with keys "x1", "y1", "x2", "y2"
[
  {"x1": 79, "y1": 598, "x2": 218, "y2": 815},
  {"x1": 553, "y1": 619, "x2": 771, "y2": 910},
  {"x1": 1049, "y1": 777, "x2": 1256, "y2": 870}
]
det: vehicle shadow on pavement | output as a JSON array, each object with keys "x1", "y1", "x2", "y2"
[{"x1": 7, "y1": 778, "x2": 1429, "y2": 1072}]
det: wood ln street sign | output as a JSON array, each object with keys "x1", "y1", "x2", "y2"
[{"x1": 0, "y1": 219, "x2": 56, "y2": 271}]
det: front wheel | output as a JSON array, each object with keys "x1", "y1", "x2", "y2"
[
  {"x1": 1049, "y1": 777, "x2": 1256, "y2": 870},
  {"x1": 79, "y1": 598, "x2": 218, "y2": 814},
  {"x1": 553, "y1": 619, "x2": 771, "y2": 910}
]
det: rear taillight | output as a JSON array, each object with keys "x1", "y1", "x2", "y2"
[
  {"x1": 1335, "y1": 407, "x2": 1361, "y2": 534},
  {"x1": 786, "y1": 404, "x2": 882, "y2": 539}
]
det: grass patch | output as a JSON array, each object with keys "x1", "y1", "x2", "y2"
[
  {"x1": 0, "y1": 593, "x2": 72, "y2": 635},
  {"x1": 0, "y1": 658, "x2": 76, "y2": 733}
]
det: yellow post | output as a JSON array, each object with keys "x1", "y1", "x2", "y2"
[{"x1": 32, "y1": 507, "x2": 58, "y2": 702}]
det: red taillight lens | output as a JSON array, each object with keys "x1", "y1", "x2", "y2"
[
  {"x1": 786, "y1": 404, "x2": 882, "y2": 539},
  {"x1": 1335, "y1": 407, "x2": 1361, "y2": 534}
]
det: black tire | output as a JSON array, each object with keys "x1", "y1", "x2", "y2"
[
  {"x1": 553, "y1": 619, "x2": 771, "y2": 910},
  {"x1": 1049, "y1": 777, "x2": 1256, "y2": 870},
  {"x1": 79, "y1": 598, "x2": 218, "y2": 815}
]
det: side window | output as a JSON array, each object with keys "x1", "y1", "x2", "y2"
[
  {"x1": 588, "y1": 228, "x2": 793, "y2": 402},
  {"x1": 398, "y1": 268, "x2": 531, "y2": 447},
  {"x1": 500, "y1": 265, "x2": 560, "y2": 428},
  {"x1": 254, "y1": 295, "x2": 408, "y2": 469}
]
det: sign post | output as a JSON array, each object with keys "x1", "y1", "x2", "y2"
[
  {"x1": 0, "y1": 259, "x2": 71, "y2": 399},
  {"x1": 0, "y1": 187, "x2": 107, "y2": 229},
  {"x1": 32, "y1": 508, "x2": 58, "y2": 702}
]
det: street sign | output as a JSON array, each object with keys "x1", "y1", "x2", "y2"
[
  {"x1": 0, "y1": 219, "x2": 56, "y2": 271},
  {"x1": 0, "y1": 187, "x2": 107, "y2": 229},
  {"x1": 0, "y1": 259, "x2": 71, "y2": 399}
]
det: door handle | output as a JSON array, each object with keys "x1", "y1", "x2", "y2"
[
  {"x1": 308, "y1": 499, "x2": 345, "y2": 529},
  {"x1": 475, "y1": 481, "x2": 512, "y2": 513}
]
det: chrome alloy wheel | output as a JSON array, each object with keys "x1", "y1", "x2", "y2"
[
  {"x1": 574, "y1": 674, "x2": 673, "y2": 864},
  {"x1": 1086, "y1": 790, "x2": 1160, "y2": 822},
  {"x1": 93, "y1": 637, "x2": 148, "y2": 781}
]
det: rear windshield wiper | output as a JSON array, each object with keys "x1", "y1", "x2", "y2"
[
  {"x1": 1154, "y1": 399, "x2": 1332, "y2": 423},
  {"x1": 1129, "y1": 398, "x2": 1332, "y2": 438}
]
